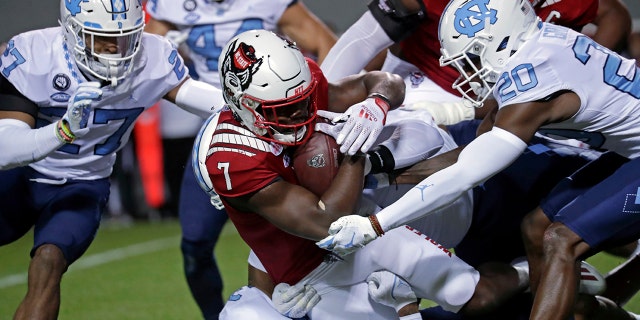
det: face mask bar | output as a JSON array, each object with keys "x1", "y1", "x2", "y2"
[
  {"x1": 239, "y1": 80, "x2": 318, "y2": 146},
  {"x1": 440, "y1": 39, "x2": 495, "y2": 107},
  {"x1": 68, "y1": 19, "x2": 143, "y2": 85}
]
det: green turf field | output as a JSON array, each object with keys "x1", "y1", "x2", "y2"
[{"x1": 0, "y1": 219, "x2": 638, "y2": 319}]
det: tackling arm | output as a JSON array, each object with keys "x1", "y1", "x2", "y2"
[
  {"x1": 320, "y1": 0, "x2": 424, "y2": 81},
  {"x1": 327, "y1": 71, "x2": 405, "y2": 113},
  {"x1": 377, "y1": 127, "x2": 527, "y2": 230},
  {"x1": 278, "y1": 1, "x2": 337, "y2": 65},
  {"x1": 165, "y1": 78, "x2": 226, "y2": 119}
]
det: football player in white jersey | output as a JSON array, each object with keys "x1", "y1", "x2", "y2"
[
  {"x1": 0, "y1": 0, "x2": 230, "y2": 318},
  {"x1": 143, "y1": 1, "x2": 337, "y2": 318},
  {"x1": 317, "y1": 0, "x2": 640, "y2": 319},
  {"x1": 319, "y1": 0, "x2": 630, "y2": 129}
]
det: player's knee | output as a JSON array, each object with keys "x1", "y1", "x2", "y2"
[
  {"x1": 520, "y1": 207, "x2": 549, "y2": 245},
  {"x1": 181, "y1": 238, "x2": 215, "y2": 272},
  {"x1": 32, "y1": 244, "x2": 67, "y2": 273},
  {"x1": 541, "y1": 223, "x2": 577, "y2": 257}
]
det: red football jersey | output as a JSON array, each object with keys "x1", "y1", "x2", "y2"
[
  {"x1": 206, "y1": 60, "x2": 330, "y2": 284},
  {"x1": 398, "y1": 0, "x2": 457, "y2": 96},
  {"x1": 534, "y1": 0, "x2": 598, "y2": 31}
]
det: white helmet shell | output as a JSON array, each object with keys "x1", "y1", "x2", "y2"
[
  {"x1": 60, "y1": 0, "x2": 145, "y2": 85},
  {"x1": 439, "y1": 0, "x2": 541, "y2": 106},
  {"x1": 218, "y1": 29, "x2": 317, "y2": 146}
]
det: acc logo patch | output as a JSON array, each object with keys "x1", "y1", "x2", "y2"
[
  {"x1": 453, "y1": 0, "x2": 498, "y2": 37},
  {"x1": 409, "y1": 71, "x2": 425, "y2": 88}
]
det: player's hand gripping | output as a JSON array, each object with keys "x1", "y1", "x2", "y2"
[
  {"x1": 316, "y1": 214, "x2": 384, "y2": 256},
  {"x1": 367, "y1": 270, "x2": 418, "y2": 313},
  {"x1": 272, "y1": 283, "x2": 321, "y2": 318},
  {"x1": 316, "y1": 94, "x2": 389, "y2": 155},
  {"x1": 56, "y1": 82, "x2": 102, "y2": 143}
]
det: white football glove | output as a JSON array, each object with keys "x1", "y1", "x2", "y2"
[
  {"x1": 316, "y1": 215, "x2": 378, "y2": 256},
  {"x1": 272, "y1": 283, "x2": 320, "y2": 318},
  {"x1": 367, "y1": 270, "x2": 417, "y2": 312},
  {"x1": 314, "y1": 116, "x2": 345, "y2": 141},
  {"x1": 61, "y1": 82, "x2": 102, "y2": 139},
  {"x1": 316, "y1": 96, "x2": 388, "y2": 155}
]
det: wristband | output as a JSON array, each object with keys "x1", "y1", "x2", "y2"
[
  {"x1": 399, "y1": 314, "x2": 422, "y2": 320},
  {"x1": 367, "y1": 93, "x2": 391, "y2": 113},
  {"x1": 368, "y1": 214, "x2": 385, "y2": 237},
  {"x1": 55, "y1": 120, "x2": 76, "y2": 143}
]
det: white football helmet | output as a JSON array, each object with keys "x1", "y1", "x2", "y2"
[
  {"x1": 439, "y1": 0, "x2": 541, "y2": 106},
  {"x1": 60, "y1": 0, "x2": 145, "y2": 86},
  {"x1": 218, "y1": 30, "x2": 318, "y2": 146}
]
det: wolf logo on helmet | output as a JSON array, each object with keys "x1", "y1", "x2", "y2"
[{"x1": 219, "y1": 39, "x2": 263, "y2": 107}]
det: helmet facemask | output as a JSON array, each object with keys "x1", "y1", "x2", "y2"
[
  {"x1": 439, "y1": 0, "x2": 541, "y2": 107},
  {"x1": 60, "y1": 0, "x2": 144, "y2": 86},
  {"x1": 242, "y1": 82, "x2": 318, "y2": 145},
  {"x1": 441, "y1": 37, "x2": 499, "y2": 106},
  {"x1": 219, "y1": 30, "x2": 319, "y2": 146}
]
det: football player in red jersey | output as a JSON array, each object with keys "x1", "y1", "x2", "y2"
[{"x1": 199, "y1": 29, "x2": 536, "y2": 319}]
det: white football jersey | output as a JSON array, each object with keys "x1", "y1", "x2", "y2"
[
  {"x1": 494, "y1": 23, "x2": 640, "y2": 159},
  {"x1": 146, "y1": 0, "x2": 295, "y2": 87},
  {"x1": 0, "y1": 27, "x2": 187, "y2": 179}
]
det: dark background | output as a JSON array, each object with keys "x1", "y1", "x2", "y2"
[{"x1": 3, "y1": 0, "x2": 638, "y2": 42}]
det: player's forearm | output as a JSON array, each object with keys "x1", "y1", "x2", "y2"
[
  {"x1": 320, "y1": 12, "x2": 393, "y2": 82},
  {"x1": 395, "y1": 146, "x2": 463, "y2": 184},
  {"x1": 376, "y1": 128, "x2": 527, "y2": 231},
  {"x1": 172, "y1": 78, "x2": 226, "y2": 118},
  {"x1": 0, "y1": 119, "x2": 63, "y2": 169},
  {"x1": 319, "y1": 155, "x2": 366, "y2": 222},
  {"x1": 363, "y1": 72, "x2": 405, "y2": 110}
]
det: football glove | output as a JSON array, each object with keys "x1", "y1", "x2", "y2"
[
  {"x1": 367, "y1": 270, "x2": 417, "y2": 313},
  {"x1": 316, "y1": 215, "x2": 379, "y2": 256},
  {"x1": 272, "y1": 283, "x2": 320, "y2": 319},
  {"x1": 58, "y1": 82, "x2": 102, "y2": 142},
  {"x1": 316, "y1": 96, "x2": 388, "y2": 156}
]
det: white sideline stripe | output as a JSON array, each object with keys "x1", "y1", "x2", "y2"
[{"x1": 0, "y1": 236, "x2": 179, "y2": 289}]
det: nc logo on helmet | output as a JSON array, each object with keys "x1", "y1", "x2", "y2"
[
  {"x1": 453, "y1": 0, "x2": 498, "y2": 37},
  {"x1": 65, "y1": 0, "x2": 89, "y2": 16}
]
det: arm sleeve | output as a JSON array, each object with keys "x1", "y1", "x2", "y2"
[
  {"x1": 376, "y1": 127, "x2": 527, "y2": 230},
  {"x1": 0, "y1": 119, "x2": 63, "y2": 170},
  {"x1": 320, "y1": 11, "x2": 394, "y2": 82},
  {"x1": 174, "y1": 78, "x2": 226, "y2": 118}
]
